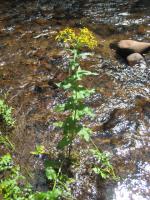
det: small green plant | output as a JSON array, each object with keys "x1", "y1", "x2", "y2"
[
  {"x1": 31, "y1": 146, "x2": 74, "y2": 200},
  {"x1": 0, "y1": 154, "x2": 34, "y2": 200},
  {"x1": 0, "y1": 149, "x2": 73, "y2": 200},
  {"x1": 0, "y1": 99, "x2": 15, "y2": 126},
  {"x1": 90, "y1": 149, "x2": 115, "y2": 179},
  {"x1": 35, "y1": 163, "x2": 73, "y2": 200},
  {"x1": 0, "y1": 153, "x2": 13, "y2": 172}
]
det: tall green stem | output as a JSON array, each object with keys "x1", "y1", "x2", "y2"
[{"x1": 68, "y1": 50, "x2": 78, "y2": 157}]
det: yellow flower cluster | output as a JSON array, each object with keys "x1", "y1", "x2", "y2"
[
  {"x1": 56, "y1": 27, "x2": 97, "y2": 49},
  {"x1": 55, "y1": 28, "x2": 76, "y2": 46},
  {"x1": 77, "y1": 28, "x2": 98, "y2": 49}
]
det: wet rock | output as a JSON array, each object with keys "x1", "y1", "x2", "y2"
[
  {"x1": 102, "y1": 109, "x2": 126, "y2": 131},
  {"x1": 110, "y1": 40, "x2": 150, "y2": 57},
  {"x1": 126, "y1": 53, "x2": 145, "y2": 66}
]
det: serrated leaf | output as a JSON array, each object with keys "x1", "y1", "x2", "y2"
[
  {"x1": 53, "y1": 121, "x2": 63, "y2": 128},
  {"x1": 35, "y1": 189, "x2": 62, "y2": 200},
  {"x1": 75, "y1": 106, "x2": 95, "y2": 119},
  {"x1": 77, "y1": 127, "x2": 91, "y2": 141},
  {"x1": 45, "y1": 167, "x2": 57, "y2": 181},
  {"x1": 0, "y1": 154, "x2": 13, "y2": 172},
  {"x1": 93, "y1": 167, "x2": 101, "y2": 174},
  {"x1": 92, "y1": 167, "x2": 109, "y2": 179},
  {"x1": 55, "y1": 104, "x2": 65, "y2": 112},
  {"x1": 47, "y1": 188, "x2": 62, "y2": 199},
  {"x1": 73, "y1": 89, "x2": 95, "y2": 100}
]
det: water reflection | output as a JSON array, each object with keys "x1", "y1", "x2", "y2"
[{"x1": 114, "y1": 161, "x2": 150, "y2": 200}]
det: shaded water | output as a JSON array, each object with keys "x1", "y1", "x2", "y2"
[{"x1": 0, "y1": 0, "x2": 150, "y2": 199}]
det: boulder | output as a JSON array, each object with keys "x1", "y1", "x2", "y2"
[
  {"x1": 110, "y1": 40, "x2": 150, "y2": 57},
  {"x1": 126, "y1": 53, "x2": 144, "y2": 66}
]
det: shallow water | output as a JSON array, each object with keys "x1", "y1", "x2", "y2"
[{"x1": 0, "y1": 0, "x2": 150, "y2": 199}]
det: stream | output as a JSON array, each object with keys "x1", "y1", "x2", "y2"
[{"x1": 0, "y1": 0, "x2": 150, "y2": 199}]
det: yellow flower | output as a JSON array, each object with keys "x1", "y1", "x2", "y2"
[
  {"x1": 56, "y1": 27, "x2": 97, "y2": 50},
  {"x1": 77, "y1": 28, "x2": 98, "y2": 49},
  {"x1": 55, "y1": 28, "x2": 76, "y2": 46}
]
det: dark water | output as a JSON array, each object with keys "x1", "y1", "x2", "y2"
[{"x1": 0, "y1": 0, "x2": 150, "y2": 199}]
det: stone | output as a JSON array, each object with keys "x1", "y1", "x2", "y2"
[
  {"x1": 126, "y1": 53, "x2": 144, "y2": 66},
  {"x1": 110, "y1": 40, "x2": 150, "y2": 57}
]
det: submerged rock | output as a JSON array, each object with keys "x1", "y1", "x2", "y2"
[
  {"x1": 126, "y1": 53, "x2": 145, "y2": 66},
  {"x1": 110, "y1": 40, "x2": 150, "y2": 57}
]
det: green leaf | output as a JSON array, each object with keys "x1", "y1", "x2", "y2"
[
  {"x1": 62, "y1": 117, "x2": 76, "y2": 135},
  {"x1": 53, "y1": 121, "x2": 63, "y2": 128},
  {"x1": 55, "y1": 104, "x2": 65, "y2": 112},
  {"x1": 90, "y1": 149, "x2": 111, "y2": 166},
  {"x1": 77, "y1": 127, "x2": 91, "y2": 141},
  {"x1": 45, "y1": 167, "x2": 57, "y2": 181},
  {"x1": 72, "y1": 88, "x2": 95, "y2": 100},
  {"x1": 35, "y1": 188, "x2": 62, "y2": 199},
  {"x1": 48, "y1": 188, "x2": 62, "y2": 199},
  {"x1": 93, "y1": 166, "x2": 101, "y2": 174},
  {"x1": 56, "y1": 82, "x2": 61, "y2": 87},
  {"x1": 34, "y1": 192, "x2": 47, "y2": 200},
  {"x1": 57, "y1": 136, "x2": 72, "y2": 149},
  {"x1": 74, "y1": 67, "x2": 98, "y2": 80},
  {"x1": 92, "y1": 167, "x2": 108, "y2": 179},
  {"x1": 0, "y1": 154, "x2": 13, "y2": 172},
  {"x1": 75, "y1": 106, "x2": 95, "y2": 119},
  {"x1": 30, "y1": 145, "x2": 46, "y2": 155}
]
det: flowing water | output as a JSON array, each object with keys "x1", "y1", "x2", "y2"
[{"x1": 0, "y1": 0, "x2": 150, "y2": 199}]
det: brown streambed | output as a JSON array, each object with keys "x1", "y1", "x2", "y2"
[{"x1": 0, "y1": 0, "x2": 150, "y2": 199}]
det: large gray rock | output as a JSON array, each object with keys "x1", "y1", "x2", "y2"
[{"x1": 127, "y1": 53, "x2": 144, "y2": 66}]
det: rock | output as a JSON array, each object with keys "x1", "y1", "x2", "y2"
[
  {"x1": 118, "y1": 40, "x2": 150, "y2": 53},
  {"x1": 126, "y1": 53, "x2": 144, "y2": 66},
  {"x1": 110, "y1": 40, "x2": 150, "y2": 57}
]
